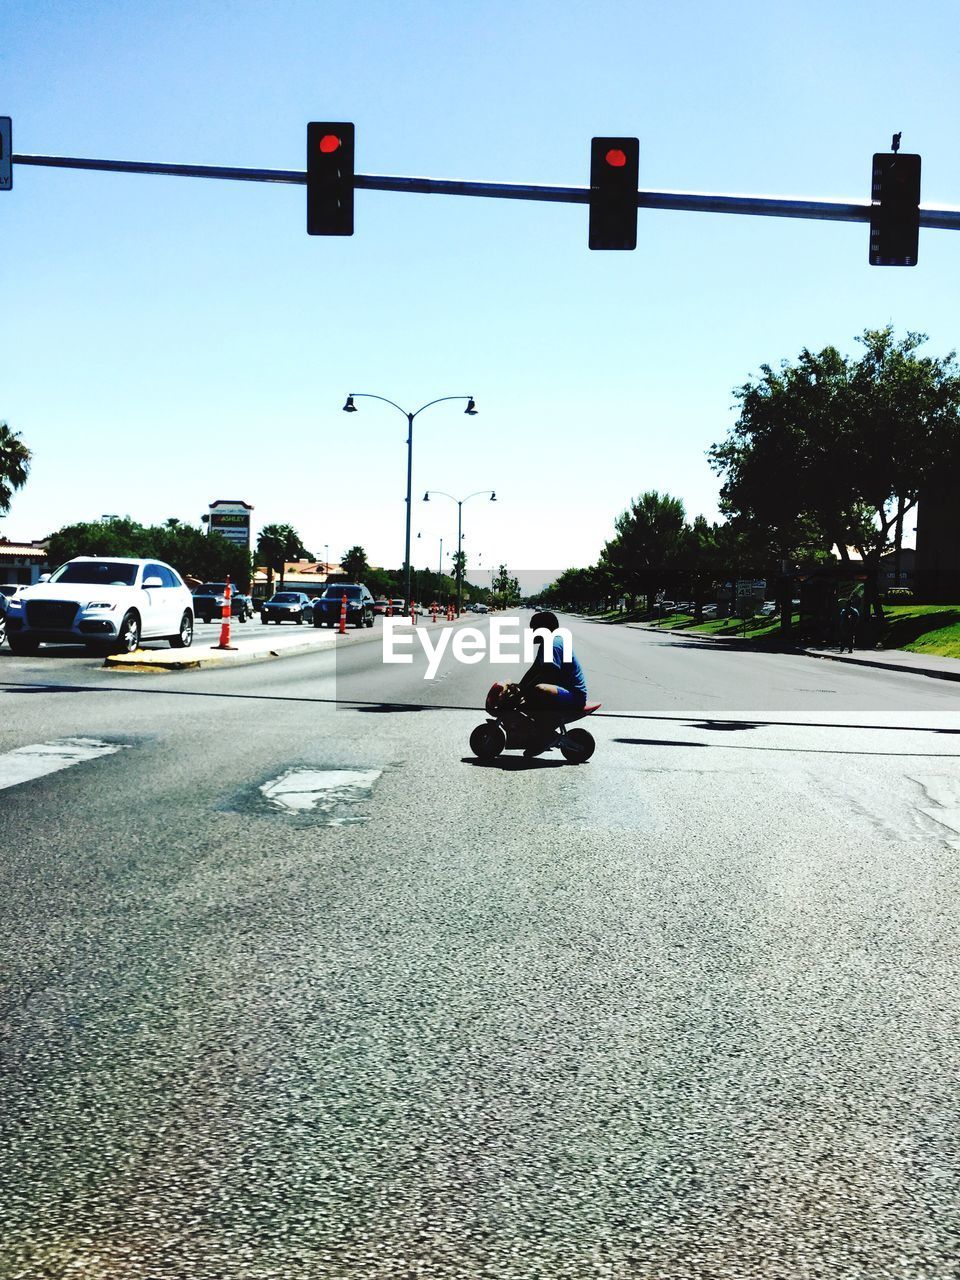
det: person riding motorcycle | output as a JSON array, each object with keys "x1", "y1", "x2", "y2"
[{"x1": 513, "y1": 611, "x2": 588, "y2": 754}]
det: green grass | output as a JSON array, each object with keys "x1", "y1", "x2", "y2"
[
  {"x1": 878, "y1": 605, "x2": 960, "y2": 659},
  {"x1": 589, "y1": 603, "x2": 960, "y2": 660}
]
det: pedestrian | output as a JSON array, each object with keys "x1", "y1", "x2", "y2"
[{"x1": 838, "y1": 600, "x2": 860, "y2": 653}]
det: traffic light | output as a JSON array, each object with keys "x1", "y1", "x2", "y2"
[
  {"x1": 306, "y1": 122, "x2": 354, "y2": 236},
  {"x1": 0, "y1": 117, "x2": 11, "y2": 191},
  {"x1": 869, "y1": 152, "x2": 921, "y2": 266},
  {"x1": 588, "y1": 137, "x2": 639, "y2": 250}
]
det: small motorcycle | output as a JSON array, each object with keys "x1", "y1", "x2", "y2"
[{"x1": 470, "y1": 682, "x2": 600, "y2": 764}]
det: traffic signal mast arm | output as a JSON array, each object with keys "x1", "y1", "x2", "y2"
[{"x1": 10, "y1": 151, "x2": 960, "y2": 230}]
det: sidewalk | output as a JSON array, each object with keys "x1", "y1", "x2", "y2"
[
  {"x1": 804, "y1": 645, "x2": 960, "y2": 683},
  {"x1": 624, "y1": 620, "x2": 960, "y2": 684}
]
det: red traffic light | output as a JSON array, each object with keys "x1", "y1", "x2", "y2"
[
  {"x1": 605, "y1": 149, "x2": 627, "y2": 168},
  {"x1": 319, "y1": 134, "x2": 341, "y2": 154}
]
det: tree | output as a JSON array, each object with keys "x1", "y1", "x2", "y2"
[
  {"x1": 341, "y1": 545, "x2": 369, "y2": 582},
  {"x1": 0, "y1": 422, "x2": 32, "y2": 515},
  {"x1": 491, "y1": 564, "x2": 521, "y2": 607},
  {"x1": 257, "y1": 524, "x2": 310, "y2": 590},
  {"x1": 600, "y1": 491, "x2": 687, "y2": 610},
  {"x1": 709, "y1": 329, "x2": 960, "y2": 621},
  {"x1": 45, "y1": 518, "x2": 251, "y2": 585}
]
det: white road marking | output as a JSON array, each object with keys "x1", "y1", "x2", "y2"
[
  {"x1": 259, "y1": 768, "x2": 381, "y2": 816},
  {"x1": 0, "y1": 737, "x2": 127, "y2": 792}
]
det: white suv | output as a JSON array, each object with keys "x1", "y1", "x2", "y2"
[{"x1": 4, "y1": 557, "x2": 195, "y2": 655}]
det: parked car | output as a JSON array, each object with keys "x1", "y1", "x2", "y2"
[
  {"x1": 759, "y1": 601, "x2": 777, "y2": 616},
  {"x1": 471, "y1": 602, "x2": 489, "y2": 614},
  {"x1": 312, "y1": 583, "x2": 376, "y2": 628},
  {"x1": 260, "y1": 591, "x2": 312, "y2": 624},
  {"x1": 3, "y1": 557, "x2": 194, "y2": 654},
  {"x1": 373, "y1": 598, "x2": 390, "y2": 616},
  {"x1": 192, "y1": 582, "x2": 250, "y2": 623}
]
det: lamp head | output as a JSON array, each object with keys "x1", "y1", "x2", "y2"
[
  {"x1": 342, "y1": 396, "x2": 357, "y2": 413},
  {"x1": 490, "y1": 491, "x2": 497, "y2": 501},
  {"x1": 423, "y1": 492, "x2": 430, "y2": 501},
  {"x1": 464, "y1": 398, "x2": 478, "y2": 416}
]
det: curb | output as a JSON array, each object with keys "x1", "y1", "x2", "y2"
[
  {"x1": 103, "y1": 633, "x2": 339, "y2": 672},
  {"x1": 101, "y1": 612, "x2": 483, "y2": 673},
  {"x1": 803, "y1": 648, "x2": 960, "y2": 684},
  {"x1": 616, "y1": 621, "x2": 960, "y2": 684}
]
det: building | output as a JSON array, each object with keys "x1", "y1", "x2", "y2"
[
  {"x1": 252, "y1": 560, "x2": 342, "y2": 603},
  {"x1": 0, "y1": 538, "x2": 48, "y2": 586}
]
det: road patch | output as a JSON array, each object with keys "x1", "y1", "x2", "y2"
[
  {"x1": 258, "y1": 767, "x2": 382, "y2": 821},
  {"x1": 0, "y1": 737, "x2": 127, "y2": 792}
]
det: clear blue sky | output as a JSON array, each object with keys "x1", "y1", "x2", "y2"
[{"x1": 2, "y1": 0, "x2": 958, "y2": 578}]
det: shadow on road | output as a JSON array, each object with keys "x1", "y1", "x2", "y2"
[
  {"x1": 614, "y1": 737, "x2": 960, "y2": 758},
  {"x1": 461, "y1": 756, "x2": 568, "y2": 770}
]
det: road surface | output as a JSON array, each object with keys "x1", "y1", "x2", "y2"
[{"x1": 2, "y1": 614, "x2": 959, "y2": 1279}]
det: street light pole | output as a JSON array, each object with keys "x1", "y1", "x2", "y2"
[
  {"x1": 343, "y1": 393, "x2": 477, "y2": 606},
  {"x1": 423, "y1": 489, "x2": 497, "y2": 616}
]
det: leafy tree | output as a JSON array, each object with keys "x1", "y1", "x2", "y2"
[
  {"x1": 710, "y1": 328, "x2": 960, "y2": 619},
  {"x1": 600, "y1": 491, "x2": 687, "y2": 609},
  {"x1": 257, "y1": 524, "x2": 310, "y2": 590},
  {"x1": 491, "y1": 564, "x2": 521, "y2": 607},
  {"x1": 0, "y1": 422, "x2": 32, "y2": 515},
  {"x1": 341, "y1": 545, "x2": 369, "y2": 582},
  {"x1": 45, "y1": 518, "x2": 251, "y2": 585}
]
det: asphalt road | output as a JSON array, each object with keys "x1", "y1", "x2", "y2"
[{"x1": 2, "y1": 614, "x2": 960, "y2": 1279}]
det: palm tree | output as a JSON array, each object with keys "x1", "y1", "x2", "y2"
[
  {"x1": 0, "y1": 422, "x2": 32, "y2": 514},
  {"x1": 258, "y1": 524, "x2": 310, "y2": 590},
  {"x1": 341, "y1": 545, "x2": 369, "y2": 582}
]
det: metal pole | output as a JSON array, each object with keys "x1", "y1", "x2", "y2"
[
  {"x1": 439, "y1": 537, "x2": 443, "y2": 579},
  {"x1": 12, "y1": 153, "x2": 960, "y2": 230},
  {"x1": 404, "y1": 412, "x2": 414, "y2": 607},
  {"x1": 456, "y1": 502, "x2": 463, "y2": 616}
]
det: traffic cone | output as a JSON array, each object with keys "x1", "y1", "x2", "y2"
[
  {"x1": 431, "y1": 601, "x2": 438, "y2": 623},
  {"x1": 386, "y1": 599, "x2": 393, "y2": 618},
  {"x1": 215, "y1": 576, "x2": 237, "y2": 649},
  {"x1": 410, "y1": 600, "x2": 417, "y2": 626},
  {"x1": 339, "y1": 592, "x2": 347, "y2": 635}
]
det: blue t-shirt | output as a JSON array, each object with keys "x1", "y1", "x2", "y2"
[{"x1": 538, "y1": 634, "x2": 587, "y2": 698}]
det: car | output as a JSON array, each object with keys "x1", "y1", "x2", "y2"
[
  {"x1": 759, "y1": 601, "x2": 777, "y2": 616},
  {"x1": 260, "y1": 591, "x2": 312, "y2": 624},
  {"x1": 390, "y1": 598, "x2": 406, "y2": 616},
  {"x1": 192, "y1": 582, "x2": 250, "y2": 624},
  {"x1": 312, "y1": 583, "x2": 376, "y2": 628},
  {"x1": 373, "y1": 598, "x2": 390, "y2": 616},
  {"x1": 471, "y1": 602, "x2": 489, "y2": 614},
  {"x1": 0, "y1": 584, "x2": 17, "y2": 646},
  {"x1": 3, "y1": 557, "x2": 194, "y2": 655}
]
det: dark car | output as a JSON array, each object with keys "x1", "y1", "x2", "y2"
[
  {"x1": 192, "y1": 582, "x2": 250, "y2": 623},
  {"x1": 312, "y1": 583, "x2": 375, "y2": 628},
  {"x1": 260, "y1": 591, "x2": 312, "y2": 624}
]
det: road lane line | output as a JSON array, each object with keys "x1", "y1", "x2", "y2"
[{"x1": 0, "y1": 738, "x2": 127, "y2": 792}]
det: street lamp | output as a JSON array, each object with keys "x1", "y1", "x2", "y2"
[
  {"x1": 423, "y1": 489, "x2": 497, "y2": 615},
  {"x1": 342, "y1": 393, "x2": 477, "y2": 606}
]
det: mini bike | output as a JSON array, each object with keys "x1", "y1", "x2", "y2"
[{"x1": 470, "y1": 682, "x2": 601, "y2": 765}]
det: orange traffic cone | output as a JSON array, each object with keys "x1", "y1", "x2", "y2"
[
  {"x1": 338, "y1": 592, "x2": 347, "y2": 635},
  {"x1": 410, "y1": 600, "x2": 417, "y2": 626},
  {"x1": 431, "y1": 601, "x2": 438, "y2": 623},
  {"x1": 215, "y1": 576, "x2": 237, "y2": 650},
  {"x1": 386, "y1": 599, "x2": 393, "y2": 618}
]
